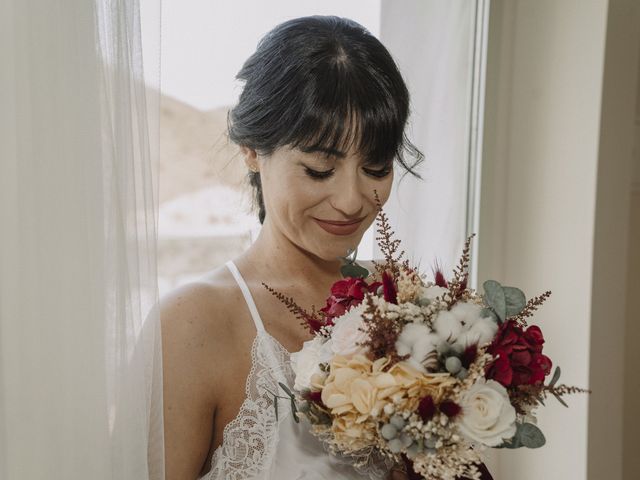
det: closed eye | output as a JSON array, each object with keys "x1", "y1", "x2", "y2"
[
  {"x1": 304, "y1": 166, "x2": 335, "y2": 180},
  {"x1": 363, "y1": 166, "x2": 392, "y2": 178},
  {"x1": 303, "y1": 165, "x2": 392, "y2": 180}
]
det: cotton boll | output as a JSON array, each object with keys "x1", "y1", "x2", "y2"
[
  {"x1": 396, "y1": 322, "x2": 431, "y2": 352},
  {"x1": 433, "y1": 310, "x2": 463, "y2": 341},
  {"x1": 450, "y1": 302, "x2": 485, "y2": 326},
  {"x1": 457, "y1": 316, "x2": 499, "y2": 349},
  {"x1": 395, "y1": 323, "x2": 437, "y2": 373},
  {"x1": 411, "y1": 334, "x2": 438, "y2": 366}
]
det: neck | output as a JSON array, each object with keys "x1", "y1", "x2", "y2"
[{"x1": 238, "y1": 218, "x2": 344, "y2": 295}]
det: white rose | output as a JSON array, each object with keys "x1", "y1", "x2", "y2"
[
  {"x1": 330, "y1": 304, "x2": 369, "y2": 357},
  {"x1": 290, "y1": 336, "x2": 332, "y2": 391},
  {"x1": 457, "y1": 378, "x2": 517, "y2": 447},
  {"x1": 395, "y1": 322, "x2": 438, "y2": 372}
]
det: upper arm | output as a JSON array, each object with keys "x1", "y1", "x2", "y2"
[{"x1": 160, "y1": 282, "x2": 225, "y2": 480}]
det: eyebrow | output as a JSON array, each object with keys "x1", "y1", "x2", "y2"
[{"x1": 298, "y1": 146, "x2": 347, "y2": 159}]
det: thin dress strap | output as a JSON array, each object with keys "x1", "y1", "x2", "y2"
[{"x1": 225, "y1": 260, "x2": 266, "y2": 333}]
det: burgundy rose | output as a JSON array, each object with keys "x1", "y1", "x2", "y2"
[
  {"x1": 320, "y1": 277, "x2": 381, "y2": 321},
  {"x1": 486, "y1": 320, "x2": 552, "y2": 387}
]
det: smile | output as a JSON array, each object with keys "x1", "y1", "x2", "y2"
[{"x1": 313, "y1": 217, "x2": 365, "y2": 236}]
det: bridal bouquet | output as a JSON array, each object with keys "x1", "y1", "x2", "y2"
[{"x1": 263, "y1": 194, "x2": 589, "y2": 480}]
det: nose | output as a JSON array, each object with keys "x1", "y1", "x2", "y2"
[{"x1": 328, "y1": 170, "x2": 365, "y2": 218}]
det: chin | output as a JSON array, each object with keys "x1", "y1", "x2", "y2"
[{"x1": 312, "y1": 236, "x2": 364, "y2": 262}]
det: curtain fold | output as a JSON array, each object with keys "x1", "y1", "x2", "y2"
[
  {"x1": 0, "y1": 1, "x2": 163, "y2": 478},
  {"x1": 378, "y1": 0, "x2": 477, "y2": 275}
]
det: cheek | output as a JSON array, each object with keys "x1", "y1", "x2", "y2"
[
  {"x1": 365, "y1": 173, "x2": 394, "y2": 207},
  {"x1": 263, "y1": 169, "x2": 323, "y2": 220}
]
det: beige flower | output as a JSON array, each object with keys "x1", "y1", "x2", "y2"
[{"x1": 318, "y1": 355, "x2": 457, "y2": 451}]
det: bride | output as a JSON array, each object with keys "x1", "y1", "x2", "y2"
[{"x1": 161, "y1": 15, "x2": 424, "y2": 479}]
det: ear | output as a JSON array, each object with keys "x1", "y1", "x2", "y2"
[{"x1": 240, "y1": 146, "x2": 259, "y2": 172}]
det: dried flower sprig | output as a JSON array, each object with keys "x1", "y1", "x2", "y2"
[
  {"x1": 509, "y1": 383, "x2": 591, "y2": 414},
  {"x1": 261, "y1": 282, "x2": 327, "y2": 334},
  {"x1": 446, "y1": 234, "x2": 476, "y2": 306},
  {"x1": 371, "y1": 190, "x2": 407, "y2": 281},
  {"x1": 359, "y1": 295, "x2": 408, "y2": 367},
  {"x1": 510, "y1": 290, "x2": 552, "y2": 326}
]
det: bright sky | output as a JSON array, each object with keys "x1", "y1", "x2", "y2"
[{"x1": 148, "y1": 0, "x2": 381, "y2": 111}]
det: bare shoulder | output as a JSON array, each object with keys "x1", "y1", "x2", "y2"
[
  {"x1": 159, "y1": 266, "x2": 239, "y2": 348},
  {"x1": 159, "y1": 264, "x2": 245, "y2": 480}
]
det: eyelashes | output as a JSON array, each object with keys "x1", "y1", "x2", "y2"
[
  {"x1": 304, "y1": 167, "x2": 334, "y2": 180},
  {"x1": 303, "y1": 166, "x2": 393, "y2": 180}
]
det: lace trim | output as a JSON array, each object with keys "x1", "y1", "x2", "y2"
[{"x1": 200, "y1": 331, "x2": 293, "y2": 480}]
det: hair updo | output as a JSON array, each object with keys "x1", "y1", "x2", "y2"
[{"x1": 227, "y1": 15, "x2": 424, "y2": 224}]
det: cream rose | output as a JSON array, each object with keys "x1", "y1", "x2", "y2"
[
  {"x1": 330, "y1": 304, "x2": 369, "y2": 357},
  {"x1": 457, "y1": 378, "x2": 517, "y2": 446},
  {"x1": 290, "y1": 336, "x2": 332, "y2": 391}
]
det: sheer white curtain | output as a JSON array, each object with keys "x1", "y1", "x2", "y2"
[
  {"x1": 378, "y1": 0, "x2": 484, "y2": 280},
  {"x1": 0, "y1": 1, "x2": 163, "y2": 479}
]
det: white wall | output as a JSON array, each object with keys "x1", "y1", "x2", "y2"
[
  {"x1": 622, "y1": 27, "x2": 640, "y2": 480},
  {"x1": 588, "y1": 1, "x2": 639, "y2": 478},
  {"x1": 480, "y1": 1, "x2": 639, "y2": 479}
]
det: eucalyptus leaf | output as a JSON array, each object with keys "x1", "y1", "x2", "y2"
[
  {"x1": 497, "y1": 434, "x2": 522, "y2": 449},
  {"x1": 291, "y1": 398, "x2": 300, "y2": 423},
  {"x1": 549, "y1": 366, "x2": 561, "y2": 388},
  {"x1": 483, "y1": 280, "x2": 507, "y2": 322},
  {"x1": 519, "y1": 423, "x2": 546, "y2": 448},
  {"x1": 340, "y1": 262, "x2": 370, "y2": 279},
  {"x1": 480, "y1": 307, "x2": 500, "y2": 324},
  {"x1": 503, "y1": 286, "x2": 526, "y2": 317},
  {"x1": 274, "y1": 395, "x2": 279, "y2": 420},
  {"x1": 278, "y1": 382, "x2": 294, "y2": 399}
]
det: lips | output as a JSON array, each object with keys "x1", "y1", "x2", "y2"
[{"x1": 313, "y1": 217, "x2": 365, "y2": 236}]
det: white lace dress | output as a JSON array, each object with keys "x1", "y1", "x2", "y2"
[{"x1": 197, "y1": 260, "x2": 391, "y2": 480}]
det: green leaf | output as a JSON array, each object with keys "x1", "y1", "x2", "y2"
[
  {"x1": 483, "y1": 280, "x2": 507, "y2": 322},
  {"x1": 519, "y1": 423, "x2": 546, "y2": 448},
  {"x1": 340, "y1": 262, "x2": 370, "y2": 279},
  {"x1": 553, "y1": 392, "x2": 569, "y2": 408},
  {"x1": 503, "y1": 286, "x2": 526, "y2": 317},
  {"x1": 278, "y1": 382, "x2": 294, "y2": 399},
  {"x1": 274, "y1": 395, "x2": 279, "y2": 420},
  {"x1": 549, "y1": 366, "x2": 561, "y2": 388},
  {"x1": 291, "y1": 398, "x2": 299, "y2": 423},
  {"x1": 480, "y1": 307, "x2": 500, "y2": 324},
  {"x1": 497, "y1": 434, "x2": 522, "y2": 449}
]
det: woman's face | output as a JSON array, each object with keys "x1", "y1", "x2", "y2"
[{"x1": 251, "y1": 144, "x2": 394, "y2": 262}]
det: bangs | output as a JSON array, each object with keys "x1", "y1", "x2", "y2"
[{"x1": 281, "y1": 67, "x2": 414, "y2": 168}]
